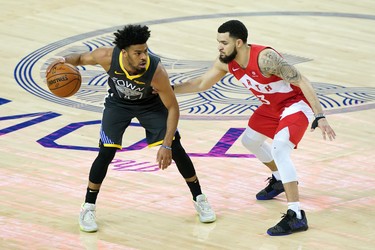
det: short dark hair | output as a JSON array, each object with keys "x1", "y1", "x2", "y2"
[
  {"x1": 113, "y1": 24, "x2": 151, "y2": 49},
  {"x1": 218, "y1": 20, "x2": 248, "y2": 43}
]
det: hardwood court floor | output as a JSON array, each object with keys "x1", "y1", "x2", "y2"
[{"x1": 1, "y1": 0, "x2": 375, "y2": 249}]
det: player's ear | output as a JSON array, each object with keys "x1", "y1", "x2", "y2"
[{"x1": 236, "y1": 39, "x2": 243, "y2": 48}]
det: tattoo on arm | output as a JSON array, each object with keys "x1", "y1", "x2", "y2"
[{"x1": 260, "y1": 50, "x2": 301, "y2": 83}]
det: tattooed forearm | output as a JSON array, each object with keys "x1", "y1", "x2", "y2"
[{"x1": 259, "y1": 49, "x2": 302, "y2": 83}]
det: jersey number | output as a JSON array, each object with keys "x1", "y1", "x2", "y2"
[{"x1": 256, "y1": 94, "x2": 270, "y2": 105}]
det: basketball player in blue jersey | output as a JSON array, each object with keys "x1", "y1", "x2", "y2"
[{"x1": 47, "y1": 24, "x2": 216, "y2": 232}]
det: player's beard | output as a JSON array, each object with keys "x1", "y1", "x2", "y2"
[
  {"x1": 135, "y1": 59, "x2": 147, "y2": 74},
  {"x1": 219, "y1": 47, "x2": 237, "y2": 64},
  {"x1": 134, "y1": 66, "x2": 146, "y2": 75},
  {"x1": 128, "y1": 61, "x2": 146, "y2": 75}
]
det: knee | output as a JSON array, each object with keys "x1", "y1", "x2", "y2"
[
  {"x1": 171, "y1": 138, "x2": 186, "y2": 156},
  {"x1": 171, "y1": 139, "x2": 196, "y2": 179},
  {"x1": 271, "y1": 140, "x2": 292, "y2": 162},
  {"x1": 241, "y1": 133, "x2": 260, "y2": 152},
  {"x1": 98, "y1": 146, "x2": 117, "y2": 164},
  {"x1": 271, "y1": 144, "x2": 282, "y2": 161},
  {"x1": 241, "y1": 133, "x2": 249, "y2": 147},
  {"x1": 271, "y1": 140, "x2": 297, "y2": 183},
  {"x1": 89, "y1": 147, "x2": 117, "y2": 184}
]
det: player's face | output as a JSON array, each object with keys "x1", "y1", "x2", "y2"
[
  {"x1": 217, "y1": 32, "x2": 237, "y2": 64},
  {"x1": 122, "y1": 44, "x2": 148, "y2": 74}
]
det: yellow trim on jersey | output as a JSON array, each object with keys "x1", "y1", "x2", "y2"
[
  {"x1": 148, "y1": 136, "x2": 176, "y2": 148},
  {"x1": 118, "y1": 52, "x2": 150, "y2": 80},
  {"x1": 148, "y1": 140, "x2": 163, "y2": 148},
  {"x1": 103, "y1": 143, "x2": 122, "y2": 149}
]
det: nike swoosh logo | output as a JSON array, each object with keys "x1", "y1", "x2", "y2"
[
  {"x1": 134, "y1": 80, "x2": 145, "y2": 85},
  {"x1": 232, "y1": 68, "x2": 240, "y2": 72},
  {"x1": 114, "y1": 70, "x2": 125, "y2": 75}
]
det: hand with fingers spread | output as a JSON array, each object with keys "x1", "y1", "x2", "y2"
[
  {"x1": 46, "y1": 57, "x2": 66, "y2": 75},
  {"x1": 310, "y1": 115, "x2": 336, "y2": 141}
]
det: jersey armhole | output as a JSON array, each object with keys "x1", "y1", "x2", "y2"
[{"x1": 107, "y1": 46, "x2": 119, "y2": 73}]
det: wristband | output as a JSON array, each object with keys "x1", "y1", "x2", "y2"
[
  {"x1": 161, "y1": 145, "x2": 172, "y2": 150},
  {"x1": 314, "y1": 113, "x2": 325, "y2": 118},
  {"x1": 311, "y1": 115, "x2": 326, "y2": 129}
]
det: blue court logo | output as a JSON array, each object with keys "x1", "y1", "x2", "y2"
[{"x1": 14, "y1": 12, "x2": 375, "y2": 120}]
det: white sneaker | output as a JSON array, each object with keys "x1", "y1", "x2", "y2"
[
  {"x1": 79, "y1": 203, "x2": 98, "y2": 232},
  {"x1": 193, "y1": 194, "x2": 216, "y2": 223}
]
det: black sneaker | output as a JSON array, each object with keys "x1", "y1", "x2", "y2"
[
  {"x1": 256, "y1": 175, "x2": 285, "y2": 200},
  {"x1": 267, "y1": 209, "x2": 308, "y2": 236}
]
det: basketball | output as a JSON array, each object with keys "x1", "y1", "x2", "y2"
[{"x1": 46, "y1": 63, "x2": 81, "y2": 97}]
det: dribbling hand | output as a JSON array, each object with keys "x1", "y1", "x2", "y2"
[{"x1": 46, "y1": 57, "x2": 66, "y2": 75}]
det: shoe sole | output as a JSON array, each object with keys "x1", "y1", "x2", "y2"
[
  {"x1": 79, "y1": 225, "x2": 98, "y2": 233},
  {"x1": 193, "y1": 201, "x2": 216, "y2": 223},
  {"x1": 267, "y1": 226, "x2": 308, "y2": 236},
  {"x1": 199, "y1": 215, "x2": 217, "y2": 223},
  {"x1": 256, "y1": 190, "x2": 285, "y2": 200}
]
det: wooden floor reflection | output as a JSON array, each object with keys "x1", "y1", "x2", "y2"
[{"x1": 1, "y1": 0, "x2": 375, "y2": 249}]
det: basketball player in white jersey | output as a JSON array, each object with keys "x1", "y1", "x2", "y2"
[{"x1": 173, "y1": 20, "x2": 336, "y2": 236}]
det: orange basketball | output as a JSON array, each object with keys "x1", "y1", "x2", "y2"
[{"x1": 46, "y1": 63, "x2": 81, "y2": 97}]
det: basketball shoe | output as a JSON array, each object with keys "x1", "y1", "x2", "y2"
[
  {"x1": 193, "y1": 194, "x2": 216, "y2": 223},
  {"x1": 256, "y1": 175, "x2": 285, "y2": 200},
  {"x1": 267, "y1": 209, "x2": 308, "y2": 236},
  {"x1": 79, "y1": 203, "x2": 98, "y2": 232}
]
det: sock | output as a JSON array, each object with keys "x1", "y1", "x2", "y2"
[
  {"x1": 187, "y1": 178, "x2": 202, "y2": 201},
  {"x1": 272, "y1": 171, "x2": 281, "y2": 181},
  {"x1": 288, "y1": 202, "x2": 302, "y2": 219},
  {"x1": 85, "y1": 187, "x2": 100, "y2": 204}
]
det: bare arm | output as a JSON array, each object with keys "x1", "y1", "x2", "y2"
[
  {"x1": 174, "y1": 58, "x2": 228, "y2": 94},
  {"x1": 259, "y1": 48, "x2": 336, "y2": 140},
  {"x1": 152, "y1": 62, "x2": 180, "y2": 169},
  {"x1": 46, "y1": 47, "x2": 113, "y2": 73}
]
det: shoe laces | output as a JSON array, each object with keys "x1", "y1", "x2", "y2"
[
  {"x1": 266, "y1": 176, "x2": 277, "y2": 184},
  {"x1": 82, "y1": 208, "x2": 96, "y2": 222},
  {"x1": 263, "y1": 176, "x2": 278, "y2": 191},
  {"x1": 276, "y1": 211, "x2": 294, "y2": 228},
  {"x1": 197, "y1": 198, "x2": 212, "y2": 211},
  {"x1": 280, "y1": 212, "x2": 289, "y2": 220},
  {"x1": 279, "y1": 210, "x2": 293, "y2": 224}
]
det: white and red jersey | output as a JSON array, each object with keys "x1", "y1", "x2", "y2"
[
  {"x1": 229, "y1": 44, "x2": 314, "y2": 145},
  {"x1": 228, "y1": 44, "x2": 309, "y2": 114}
]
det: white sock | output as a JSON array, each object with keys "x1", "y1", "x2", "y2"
[
  {"x1": 288, "y1": 202, "x2": 302, "y2": 219},
  {"x1": 272, "y1": 171, "x2": 281, "y2": 181}
]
